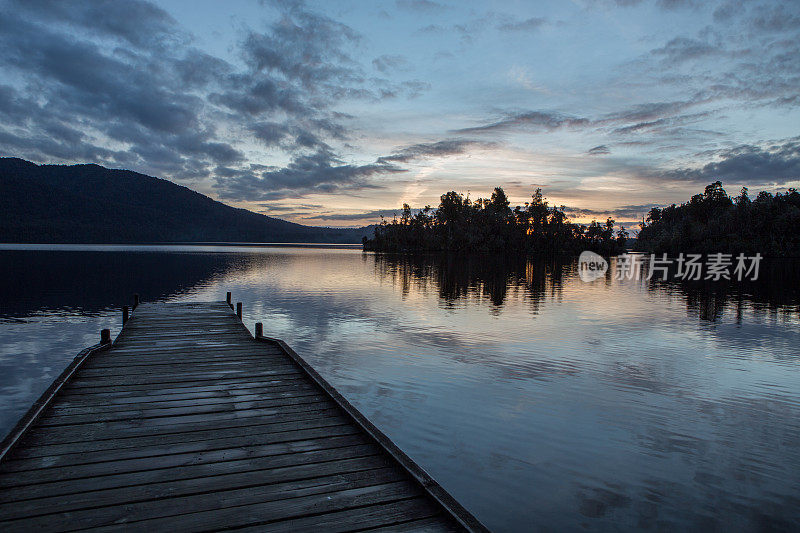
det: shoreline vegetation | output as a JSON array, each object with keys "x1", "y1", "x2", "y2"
[
  {"x1": 363, "y1": 187, "x2": 628, "y2": 255},
  {"x1": 635, "y1": 181, "x2": 800, "y2": 256},
  {"x1": 364, "y1": 183, "x2": 800, "y2": 257}
]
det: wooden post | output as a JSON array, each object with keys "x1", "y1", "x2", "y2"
[
  {"x1": 133, "y1": 294, "x2": 140, "y2": 309},
  {"x1": 255, "y1": 322, "x2": 263, "y2": 338},
  {"x1": 100, "y1": 329, "x2": 111, "y2": 344},
  {"x1": 236, "y1": 302, "x2": 242, "y2": 319},
  {"x1": 226, "y1": 292, "x2": 232, "y2": 307},
  {"x1": 122, "y1": 306, "x2": 129, "y2": 325}
]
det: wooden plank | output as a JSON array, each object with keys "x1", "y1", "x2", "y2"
[
  {"x1": 0, "y1": 301, "x2": 483, "y2": 532},
  {"x1": 66, "y1": 369, "x2": 302, "y2": 387},
  {"x1": 62, "y1": 376, "x2": 309, "y2": 396},
  {"x1": 78, "y1": 481, "x2": 422, "y2": 532},
  {"x1": 40, "y1": 394, "x2": 328, "y2": 424},
  {"x1": 2, "y1": 425, "x2": 362, "y2": 471},
  {"x1": 0, "y1": 455, "x2": 396, "y2": 521},
  {"x1": 13, "y1": 414, "x2": 352, "y2": 458},
  {"x1": 237, "y1": 499, "x2": 454, "y2": 533},
  {"x1": 0, "y1": 434, "x2": 370, "y2": 486},
  {"x1": 20, "y1": 406, "x2": 343, "y2": 445},
  {"x1": 0, "y1": 468, "x2": 410, "y2": 531},
  {"x1": 49, "y1": 387, "x2": 320, "y2": 413},
  {"x1": 28, "y1": 401, "x2": 338, "y2": 434},
  {"x1": 0, "y1": 444, "x2": 382, "y2": 504}
]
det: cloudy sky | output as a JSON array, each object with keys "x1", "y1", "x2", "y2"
[{"x1": 1, "y1": 0, "x2": 799, "y2": 227}]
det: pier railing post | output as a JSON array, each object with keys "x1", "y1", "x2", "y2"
[
  {"x1": 236, "y1": 302, "x2": 242, "y2": 319},
  {"x1": 100, "y1": 329, "x2": 111, "y2": 344},
  {"x1": 226, "y1": 292, "x2": 232, "y2": 308},
  {"x1": 122, "y1": 306, "x2": 129, "y2": 325},
  {"x1": 255, "y1": 322, "x2": 263, "y2": 338},
  {"x1": 133, "y1": 293, "x2": 140, "y2": 309}
]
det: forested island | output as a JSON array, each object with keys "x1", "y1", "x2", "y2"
[
  {"x1": 635, "y1": 181, "x2": 800, "y2": 256},
  {"x1": 364, "y1": 182, "x2": 800, "y2": 257},
  {"x1": 363, "y1": 187, "x2": 628, "y2": 254}
]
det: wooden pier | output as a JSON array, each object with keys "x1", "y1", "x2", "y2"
[{"x1": 0, "y1": 299, "x2": 486, "y2": 532}]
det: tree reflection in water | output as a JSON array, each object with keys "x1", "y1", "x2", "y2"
[{"x1": 371, "y1": 253, "x2": 800, "y2": 323}]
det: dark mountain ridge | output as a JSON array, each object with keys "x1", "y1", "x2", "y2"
[{"x1": 0, "y1": 158, "x2": 372, "y2": 244}]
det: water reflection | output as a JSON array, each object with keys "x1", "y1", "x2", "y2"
[
  {"x1": 0, "y1": 249, "x2": 242, "y2": 319},
  {"x1": 373, "y1": 253, "x2": 570, "y2": 312},
  {"x1": 640, "y1": 256, "x2": 800, "y2": 323},
  {"x1": 1, "y1": 246, "x2": 799, "y2": 531},
  {"x1": 374, "y1": 253, "x2": 800, "y2": 323}
]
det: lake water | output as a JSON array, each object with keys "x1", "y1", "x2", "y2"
[{"x1": 1, "y1": 245, "x2": 799, "y2": 531}]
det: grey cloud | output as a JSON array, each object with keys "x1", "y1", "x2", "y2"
[
  {"x1": 600, "y1": 100, "x2": 697, "y2": 124},
  {"x1": 415, "y1": 13, "x2": 500, "y2": 44},
  {"x1": 450, "y1": 101, "x2": 704, "y2": 140},
  {"x1": 610, "y1": 0, "x2": 699, "y2": 9},
  {"x1": 655, "y1": 0, "x2": 699, "y2": 9},
  {"x1": 0, "y1": 127, "x2": 131, "y2": 165},
  {"x1": 652, "y1": 137, "x2": 800, "y2": 184},
  {"x1": 612, "y1": 111, "x2": 711, "y2": 135},
  {"x1": 0, "y1": 14, "x2": 201, "y2": 134},
  {"x1": 240, "y1": 14, "x2": 361, "y2": 92},
  {"x1": 301, "y1": 208, "x2": 414, "y2": 221},
  {"x1": 396, "y1": 0, "x2": 449, "y2": 12},
  {"x1": 209, "y1": 77, "x2": 306, "y2": 117},
  {"x1": 416, "y1": 24, "x2": 445, "y2": 34},
  {"x1": 173, "y1": 50, "x2": 233, "y2": 86},
  {"x1": 564, "y1": 203, "x2": 665, "y2": 219},
  {"x1": 377, "y1": 139, "x2": 493, "y2": 163},
  {"x1": 12, "y1": 0, "x2": 182, "y2": 50},
  {"x1": 453, "y1": 98, "x2": 720, "y2": 152},
  {"x1": 214, "y1": 148, "x2": 405, "y2": 201},
  {"x1": 497, "y1": 17, "x2": 547, "y2": 32},
  {"x1": 0, "y1": 0, "x2": 427, "y2": 196},
  {"x1": 257, "y1": 202, "x2": 324, "y2": 212},
  {"x1": 0, "y1": 5, "x2": 236, "y2": 178},
  {"x1": 588, "y1": 145, "x2": 611, "y2": 155},
  {"x1": 650, "y1": 36, "x2": 724, "y2": 65},
  {"x1": 372, "y1": 54, "x2": 410, "y2": 73},
  {"x1": 712, "y1": 1, "x2": 738, "y2": 22},
  {"x1": 216, "y1": 138, "x2": 496, "y2": 201},
  {"x1": 453, "y1": 111, "x2": 590, "y2": 134},
  {"x1": 644, "y1": 11, "x2": 800, "y2": 109},
  {"x1": 250, "y1": 122, "x2": 293, "y2": 146},
  {"x1": 248, "y1": 121, "x2": 330, "y2": 152},
  {"x1": 751, "y1": 4, "x2": 800, "y2": 32}
]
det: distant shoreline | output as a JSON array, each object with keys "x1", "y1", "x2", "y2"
[{"x1": 0, "y1": 243, "x2": 363, "y2": 251}]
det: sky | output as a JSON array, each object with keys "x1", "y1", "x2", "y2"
[{"x1": 0, "y1": 0, "x2": 798, "y2": 228}]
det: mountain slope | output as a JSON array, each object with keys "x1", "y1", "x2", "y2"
[{"x1": 0, "y1": 158, "x2": 372, "y2": 243}]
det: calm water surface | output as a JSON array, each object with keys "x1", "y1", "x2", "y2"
[{"x1": 1, "y1": 245, "x2": 799, "y2": 531}]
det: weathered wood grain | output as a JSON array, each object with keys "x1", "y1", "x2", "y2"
[{"x1": 0, "y1": 301, "x2": 480, "y2": 532}]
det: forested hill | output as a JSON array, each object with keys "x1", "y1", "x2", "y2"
[{"x1": 0, "y1": 158, "x2": 371, "y2": 244}]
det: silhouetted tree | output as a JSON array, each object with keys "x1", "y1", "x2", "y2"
[
  {"x1": 635, "y1": 182, "x2": 800, "y2": 256},
  {"x1": 364, "y1": 187, "x2": 627, "y2": 255}
]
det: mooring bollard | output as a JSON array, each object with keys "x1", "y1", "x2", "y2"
[
  {"x1": 255, "y1": 322, "x2": 263, "y2": 338},
  {"x1": 133, "y1": 293, "x2": 140, "y2": 309},
  {"x1": 123, "y1": 306, "x2": 129, "y2": 325},
  {"x1": 236, "y1": 302, "x2": 242, "y2": 319},
  {"x1": 100, "y1": 329, "x2": 111, "y2": 344},
  {"x1": 226, "y1": 292, "x2": 232, "y2": 308}
]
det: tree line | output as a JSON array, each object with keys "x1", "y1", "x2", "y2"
[
  {"x1": 635, "y1": 181, "x2": 800, "y2": 256},
  {"x1": 363, "y1": 187, "x2": 628, "y2": 254}
]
